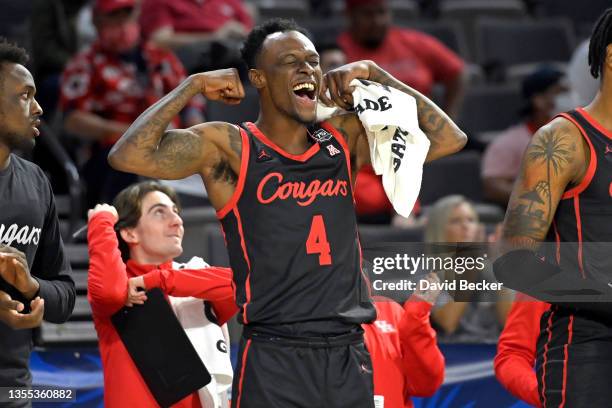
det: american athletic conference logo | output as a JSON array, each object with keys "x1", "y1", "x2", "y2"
[{"x1": 310, "y1": 128, "x2": 333, "y2": 143}]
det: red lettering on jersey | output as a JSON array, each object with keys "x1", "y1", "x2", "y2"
[{"x1": 257, "y1": 172, "x2": 348, "y2": 206}]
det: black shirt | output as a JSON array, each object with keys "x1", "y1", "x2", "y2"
[
  {"x1": 0, "y1": 154, "x2": 75, "y2": 400},
  {"x1": 544, "y1": 109, "x2": 612, "y2": 281},
  {"x1": 219, "y1": 122, "x2": 375, "y2": 336}
]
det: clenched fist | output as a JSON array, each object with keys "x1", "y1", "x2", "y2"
[
  {"x1": 193, "y1": 68, "x2": 245, "y2": 105},
  {"x1": 88, "y1": 204, "x2": 118, "y2": 222},
  {"x1": 320, "y1": 60, "x2": 374, "y2": 110}
]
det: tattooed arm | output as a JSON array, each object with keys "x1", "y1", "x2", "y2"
[
  {"x1": 494, "y1": 118, "x2": 612, "y2": 314},
  {"x1": 501, "y1": 117, "x2": 587, "y2": 251},
  {"x1": 107, "y1": 69, "x2": 245, "y2": 180},
  {"x1": 320, "y1": 60, "x2": 467, "y2": 163}
]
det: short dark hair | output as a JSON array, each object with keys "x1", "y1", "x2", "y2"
[
  {"x1": 588, "y1": 8, "x2": 612, "y2": 79},
  {"x1": 240, "y1": 18, "x2": 310, "y2": 69},
  {"x1": 113, "y1": 181, "x2": 181, "y2": 261},
  {"x1": 0, "y1": 38, "x2": 29, "y2": 83}
]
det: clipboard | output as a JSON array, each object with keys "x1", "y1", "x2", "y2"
[{"x1": 111, "y1": 288, "x2": 211, "y2": 407}]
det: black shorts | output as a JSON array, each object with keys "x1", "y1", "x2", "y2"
[
  {"x1": 231, "y1": 327, "x2": 374, "y2": 408},
  {"x1": 536, "y1": 305, "x2": 612, "y2": 407}
]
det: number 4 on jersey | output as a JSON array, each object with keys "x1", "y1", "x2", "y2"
[{"x1": 306, "y1": 215, "x2": 332, "y2": 265}]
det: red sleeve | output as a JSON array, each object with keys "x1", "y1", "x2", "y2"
[
  {"x1": 494, "y1": 298, "x2": 549, "y2": 407},
  {"x1": 229, "y1": 0, "x2": 253, "y2": 30},
  {"x1": 59, "y1": 52, "x2": 94, "y2": 114},
  {"x1": 405, "y1": 30, "x2": 464, "y2": 84},
  {"x1": 399, "y1": 298, "x2": 445, "y2": 398},
  {"x1": 143, "y1": 267, "x2": 238, "y2": 325},
  {"x1": 139, "y1": 0, "x2": 174, "y2": 39},
  {"x1": 354, "y1": 165, "x2": 393, "y2": 216},
  {"x1": 86, "y1": 212, "x2": 129, "y2": 318}
]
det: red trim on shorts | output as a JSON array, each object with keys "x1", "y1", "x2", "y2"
[
  {"x1": 556, "y1": 113, "x2": 597, "y2": 200},
  {"x1": 245, "y1": 122, "x2": 320, "y2": 161},
  {"x1": 541, "y1": 310, "x2": 555, "y2": 406},
  {"x1": 553, "y1": 221, "x2": 561, "y2": 264},
  {"x1": 573, "y1": 196, "x2": 585, "y2": 279},
  {"x1": 235, "y1": 339, "x2": 252, "y2": 408},
  {"x1": 577, "y1": 107, "x2": 612, "y2": 140},
  {"x1": 234, "y1": 207, "x2": 252, "y2": 324},
  {"x1": 560, "y1": 315, "x2": 574, "y2": 408},
  {"x1": 217, "y1": 127, "x2": 250, "y2": 219}
]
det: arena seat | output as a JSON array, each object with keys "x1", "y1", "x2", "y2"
[
  {"x1": 439, "y1": 0, "x2": 527, "y2": 58},
  {"x1": 476, "y1": 17, "x2": 575, "y2": 78},
  {"x1": 402, "y1": 20, "x2": 470, "y2": 61},
  {"x1": 420, "y1": 151, "x2": 483, "y2": 206},
  {"x1": 456, "y1": 84, "x2": 523, "y2": 140}
]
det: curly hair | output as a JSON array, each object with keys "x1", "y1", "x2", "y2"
[
  {"x1": 240, "y1": 18, "x2": 310, "y2": 69},
  {"x1": 588, "y1": 8, "x2": 612, "y2": 79}
]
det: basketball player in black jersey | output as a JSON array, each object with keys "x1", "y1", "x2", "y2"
[
  {"x1": 108, "y1": 19, "x2": 466, "y2": 408},
  {"x1": 494, "y1": 8, "x2": 612, "y2": 408}
]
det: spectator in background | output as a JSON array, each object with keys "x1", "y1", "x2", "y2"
[
  {"x1": 30, "y1": 0, "x2": 90, "y2": 120},
  {"x1": 338, "y1": 0, "x2": 462, "y2": 224},
  {"x1": 427, "y1": 195, "x2": 510, "y2": 343},
  {"x1": 568, "y1": 39, "x2": 599, "y2": 107},
  {"x1": 0, "y1": 39, "x2": 76, "y2": 403},
  {"x1": 319, "y1": 42, "x2": 347, "y2": 73},
  {"x1": 338, "y1": 0, "x2": 466, "y2": 118},
  {"x1": 482, "y1": 67, "x2": 568, "y2": 207},
  {"x1": 494, "y1": 295, "x2": 549, "y2": 407},
  {"x1": 139, "y1": 0, "x2": 253, "y2": 73},
  {"x1": 364, "y1": 277, "x2": 445, "y2": 408},
  {"x1": 60, "y1": 0, "x2": 204, "y2": 208},
  {"x1": 88, "y1": 181, "x2": 236, "y2": 408}
]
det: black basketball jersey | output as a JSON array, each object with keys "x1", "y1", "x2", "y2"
[
  {"x1": 543, "y1": 108, "x2": 612, "y2": 281},
  {"x1": 217, "y1": 121, "x2": 375, "y2": 332}
]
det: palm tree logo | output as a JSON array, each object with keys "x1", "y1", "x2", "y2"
[{"x1": 527, "y1": 132, "x2": 571, "y2": 219}]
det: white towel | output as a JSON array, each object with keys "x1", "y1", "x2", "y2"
[
  {"x1": 318, "y1": 79, "x2": 429, "y2": 217},
  {"x1": 170, "y1": 257, "x2": 234, "y2": 408}
]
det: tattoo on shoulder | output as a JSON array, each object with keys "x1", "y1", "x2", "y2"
[
  {"x1": 208, "y1": 123, "x2": 242, "y2": 157},
  {"x1": 228, "y1": 125, "x2": 242, "y2": 156},
  {"x1": 525, "y1": 125, "x2": 573, "y2": 216},
  {"x1": 505, "y1": 124, "x2": 576, "y2": 241}
]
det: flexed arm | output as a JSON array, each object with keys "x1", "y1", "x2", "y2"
[
  {"x1": 321, "y1": 60, "x2": 467, "y2": 162},
  {"x1": 108, "y1": 69, "x2": 245, "y2": 179}
]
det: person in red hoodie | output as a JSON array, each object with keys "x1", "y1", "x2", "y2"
[
  {"x1": 494, "y1": 294, "x2": 550, "y2": 407},
  {"x1": 363, "y1": 273, "x2": 445, "y2": 408},
  {"x1": 87, "y1": 180, "x2": 237, "y2": 408}
]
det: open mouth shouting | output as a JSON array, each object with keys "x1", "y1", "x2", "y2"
[{"x1": 292, "y1": 81, "x2": 317, "y2": 109}]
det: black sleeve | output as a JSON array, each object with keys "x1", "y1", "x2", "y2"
[
  {"x1": 30, "y1": 180, "x2": 76, "y2": 323},
  {"x1": 493, "y1": 249, "x2": 612, "y2": 319}
]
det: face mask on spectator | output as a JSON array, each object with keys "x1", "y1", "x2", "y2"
[{"x1": 99, "y1": 21, "x2": 140, "y2": 53}]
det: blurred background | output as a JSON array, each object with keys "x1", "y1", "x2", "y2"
[{"x1": 4, "y1": 0, "x2": 609, "y2": 406}]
